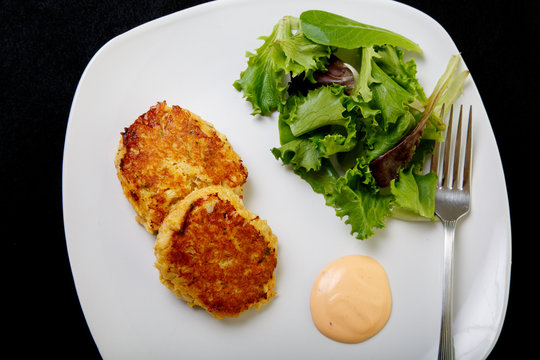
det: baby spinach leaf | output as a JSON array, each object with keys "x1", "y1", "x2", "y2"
[
  {"x1": 299, "y1": 10, "x2": 422, "y2": 54},
  {"x1": 234, "y1": 11, "x2": 468, "y2": 240}
]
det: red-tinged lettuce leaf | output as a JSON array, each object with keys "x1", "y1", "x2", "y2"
[
  {"x1": 369, "y1": 55, "x2": 466, "y2": 187},
  {"x1": 235, "y1": 11, "x2": 468, "y2": 240}
]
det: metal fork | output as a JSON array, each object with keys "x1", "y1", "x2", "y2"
[{"x1": 431, "y1": 104, "x2": 473, "y2": 360}]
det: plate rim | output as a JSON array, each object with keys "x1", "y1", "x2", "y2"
[{"x1": 62, "y1": 0, "x2": 512, "y2": 358}]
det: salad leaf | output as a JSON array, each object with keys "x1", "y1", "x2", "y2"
[
  {"x1": 296, "y1": 158, "x2": 392, "y2": 240},
  {"x1": 374, "y1": 45, "x2": 426, "y2": 102},
  {"x1": 233, "y1": 16, "x2": 330, "y2": 115},
  {"x1": 271, "y1": 85, "x2": 357, "y2": 171},
  {"x1": 279, "y1": 32, "x2": 332, "y2": 79},
  {"x1": 330, "y1": 178, "x2": 393, "y2": 239},
  {"x1": 283, "y1": 85, "x2": 349, "y2": 137},
  {"x1": 299, "y1": 10, "x2": 423, "y2": 53},
  {"x1": 271, "y1": 138, "x2": 322, "y2": 171},
  {"x1": 357, "y1": 46, "x2": 380, "y2": 102},
  {"x1": 390, "y1": 167, "x2": 437, "y2": 218},
  {"x1": 234, "y1": 11, "x2": 468, "y2": 239},
  {"x1": 369, "y1": 55, "x2": 457, "y2": 188},
  {"x1": 370, "y1": 60, "x2": 415, "y2": 128}
]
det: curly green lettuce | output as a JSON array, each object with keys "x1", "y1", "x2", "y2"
[
  {"x1": 234, "y1": 10, "x2": 468, "y2": 239},
  {"x1": 233, "y1": 16, "x2": 331, "y2": 115}
]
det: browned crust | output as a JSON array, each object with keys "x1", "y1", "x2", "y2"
[
  {"x1": 154, "y1": 186, "x2": 277, "y2": 319},
  {"x1": 115, "y1": 101, "x2": 248, "y2": 233}
]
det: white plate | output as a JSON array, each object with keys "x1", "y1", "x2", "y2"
[{"x1": 62, "y1": 0, "x2": 511, "y2": 359}]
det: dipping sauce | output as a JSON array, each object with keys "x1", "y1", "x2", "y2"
[{"x1": 310, "y1": 255, "x2": 392, "y2": 343}]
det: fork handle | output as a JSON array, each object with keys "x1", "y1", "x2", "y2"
[{"x1": 438, "y1": 219, "x2": 457, "y2": 360}]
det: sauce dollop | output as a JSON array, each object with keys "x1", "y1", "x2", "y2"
[{"x1": 310, "y1": 255, "x2": 392, "y2": 343}]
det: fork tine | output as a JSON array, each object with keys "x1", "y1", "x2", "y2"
[
  {"x1": 434, "y1": 104, "x2": 472, "y2": 360},
  {"x1": 462, "y1": 106, "x2": 473, "y2": 190},
  {"x1": 452, "y1": 105, "x2": 464, "y2": 189},
  {"x1": 441, "y1": 105, "x2": 454, "y2": 188}
]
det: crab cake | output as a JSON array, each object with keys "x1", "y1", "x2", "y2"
[
  {"x1": 154, "y1": 185, "x2": 278, "y2": 319},
  {"x1": 115, "y1": 101, "x2": 248, "y2": 234}
]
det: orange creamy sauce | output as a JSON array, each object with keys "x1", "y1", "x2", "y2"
[{"x1": 310, "y1": 255, "x2": 392, "y2": 343}]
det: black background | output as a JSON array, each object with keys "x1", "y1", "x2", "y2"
[{"x1": 3, "y1": 0, "x2": 536, "y2": 358}]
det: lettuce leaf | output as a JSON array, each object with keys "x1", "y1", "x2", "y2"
[
  {"x1": 234, "y1": 11, "x2": 468, "y2": 240},
  {"x1": 283, "y1": 85, "x2": 350, "y2": 137},
  {"x1": 271, "y1": 85, "x2": 357, "y2": 170},
  {"x1": 233, "y1": 16, "x2": 330, "y2": 115},
  {"x1": 370, "y1": 60, "x2": 415, "y2": 129},
  {"x1": 271, "y1": 138, "x2": 321, "y2": 171},
  {"x1": 374, "y1": 45, "x2": 426, "y2": 103},
  {"x1": 390, "y1": 167, "x2": 437, "y2": 218},
  {"x1": 357, "y1": 46, "x2": 380, "y2": 102},
  {"x1": 296, "y1": 159, "x2": 392, "y2": 239}
]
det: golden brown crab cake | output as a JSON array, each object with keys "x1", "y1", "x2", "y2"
[
  {"x1": 115, "y1": 101, "x2": 248, "y2": 234},
  {"x1": 154, "y1": 185, "x2": 278, "y2": 319}
]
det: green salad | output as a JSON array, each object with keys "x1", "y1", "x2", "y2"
[{"x1": 234, "y1": 10, "x2": 468, "y2": 240}]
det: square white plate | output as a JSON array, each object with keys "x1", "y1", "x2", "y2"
[{"x1": 63, "y1": 0, "x2": 511, "y2": 359}]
